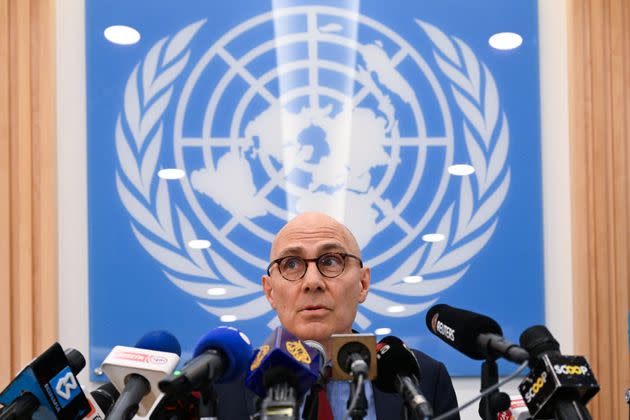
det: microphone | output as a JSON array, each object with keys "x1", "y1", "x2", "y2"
[
  {"x1": 244, "y1": 327, "x2": 322, "y2": 420},
  {"x1": 88, "y1": 332, "x2": 175, "y2": 418},
  {"x1": 0, "y1": 393, "x2": 39, "y2": 420},
  {"x1": 101, "y1": 330, "x2": 181, "y2": 419},
  {"x1": 517, "y1": 326, "x2": 599, "y2": 420},
  {"x1": 425, "y1": 304, "x2": 529, "y2": 363},
  {"x1": 331, "y1": 334, "x2": 376, "y2": 420},
  {"x1": 373, "y1": 336, "x2": 433, "y2": 419},
  {"x1": 158, "y1": 326, "x2": 253, "y2": 397},
  {"x1": 0, "y1": 343, "x2": 92, "y2": 419},
  {"x1": 83, "y1": 383, "x2": 120, "y2": 419},
  {"x1": 303, "y1": 340, "x2": 326, "y2": 376},
  {"x1": 89, "y1": 382, "x2": 119, "y2": 416},
  {"x1": 330, "y1": 334, "x2": 377, "y2": 381}
]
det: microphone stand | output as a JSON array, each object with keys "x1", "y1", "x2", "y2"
[
  {"x1": 198, "y1": 383, "x2": 218, "y2": 420},
  {"x1": 478, "y1": 358, "x2": 510, "y2": 420}
]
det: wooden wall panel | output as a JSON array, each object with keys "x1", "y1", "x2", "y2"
[
  {"x1": 568, "y1": 0, "x2": 630, "y2": 418},
  {"x1": 30, "y1": 0, "x2": 58, "y2": 354},
  {"x1": 0, "y1": 2, "x2": 628, "y2": 416},
  {"x1": 0, "y1": 0, "x2": 57, "y2": 389},
  {"x1": 0, "y1": 0, "x2": 12, "y2": 390}
]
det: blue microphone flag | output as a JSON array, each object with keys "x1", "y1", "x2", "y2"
[{"x1": 245, "y1": 327, "x2": 321, "y2": 398}]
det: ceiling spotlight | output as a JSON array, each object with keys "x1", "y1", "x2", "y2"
[
  {"x1": 104, "y1": 25, "x2": 141, "y2": 45},
  {"x1": 422, "y1": 233, "x2": 445, "y2": 243},
  {"x1": 488, "y1": 32, "x2": 523, "y2": 50},
  {"x1": 188, "y1": 240, "x2": 211, "y2": 249},
  {"x1": 448, "y1": 164, "x2": 475, "y2": 176},
  {"x1": 158, "y1": 168, "x2": 185, "y2": 180},
  {"x1": 207, "y1": 287, "x2": 227, "y2": 296},
  {"x1": 386, "y1": 305, "x2": 405, "y2": 313}
]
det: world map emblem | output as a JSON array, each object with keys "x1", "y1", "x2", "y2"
[{"x1": 114, "y1": 6, "x2": 510, "y2": 333}]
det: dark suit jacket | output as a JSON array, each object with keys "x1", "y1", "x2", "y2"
[{"x1": 213, "y1": 349, "x2": 460, "y2": 419}]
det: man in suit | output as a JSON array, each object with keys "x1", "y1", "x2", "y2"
[{"x1": 215, "y1": 212, "x2": 460, "y2": 419}]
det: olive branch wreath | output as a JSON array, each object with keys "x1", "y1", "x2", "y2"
[{"x1": 114, "y1": 18, "x2": 510, "y2": 329}]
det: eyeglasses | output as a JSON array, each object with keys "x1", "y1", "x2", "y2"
[{"x1": 266, "y1": 252, "x2": 363, "y2": 281}]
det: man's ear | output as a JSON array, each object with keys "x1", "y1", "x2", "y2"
[
  {"x1": 357, "y1": 267, "x2": 370, "y2": 303},
  {"x1": 262, "y1": 275, "x2": 276, "y2": 309}
]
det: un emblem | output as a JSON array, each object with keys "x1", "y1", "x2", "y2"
[{"x1": 115, "y1": 6, "x2": 510, "y2": 330}]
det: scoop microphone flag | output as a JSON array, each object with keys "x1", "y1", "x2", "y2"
[
  {"x1": 425, "y1": 304, "x2": 529, "y2": 363},
  {"x1": 101, "y1": 330, "x2": 181, "y2": 419},
  {"x1": 518, "y1": 326, "x2": 599, "y2": 419},
  {"x1": 0, "y1": 343, "x2": 92, "y2": 420}
]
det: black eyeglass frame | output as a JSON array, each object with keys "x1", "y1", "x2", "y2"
[{"x1": 266, "y1": 252, "x2": 364, "y2": 281}]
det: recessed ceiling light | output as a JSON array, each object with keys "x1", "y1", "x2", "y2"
[
  {"x1": 103, "y1": 25, "x2": 141, "y2": 45},
  {"x1": 207, "y1": 287, "x2": 227, "y2": 296},
  {"x1": 488, "y1": 32, "x2": 523, "y2": 50},
  {"x1": 158, "y1": 168, "x2": 185, "y2": 180},
  {"x1": 448, "y1": 164, "x2": 475, "y2": 176},
  {"x1": 422, "y1": 233, "x2": 445, "y2": 243},
  {"x1": 188, "y1": 239, "x2": 211, "y2": 249},
  {"x1": 374, "y1": 327, "x2": 392, "y2": 335},
  {"x1": 403, "y1": 275, "x2": 423, "y2": 284},
  {"x1": 220, "y1": 315, "x2": 237, "y2": 322},
  {"x1": 386, "y1": 305, "x2": 405, "y2": 313}
]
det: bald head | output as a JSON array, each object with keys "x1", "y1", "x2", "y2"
[
  {"x1": 270, "y1": 212, "x2": 361, "y2": 260},
  {"x1": 262, "y1": 211, "x2": 370, "y2": 352}
]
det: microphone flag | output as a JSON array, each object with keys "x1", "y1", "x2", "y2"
[{"x1": 245, "y1": 327, "x2": 321, "y2": 398}]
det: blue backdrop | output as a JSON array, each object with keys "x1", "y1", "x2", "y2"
[{"x1": 86, "y1": 0, "x2": 543, "y2": 378}]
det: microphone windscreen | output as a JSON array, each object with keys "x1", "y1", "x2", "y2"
[
  {"x1": 64, "y1": 348, "x2": 86, "y2": 375},
  {"x1": 135, "y1": 330, "x2": 182, "y2": 356},
  {"x1": 193, "y1": 326, "x2": 253, "y2": 383},
  {"x1": 425, "y1": 304, "x2": 502, "y2": 360},
  {"x1": 519, "y1": 325, "x2": 560, "y2": 358},
  {"x1": 374, "y1": 336, "x2": 420, "y2": 393},
  {"x1": 91, "y1": 382, "x2": 120, "y2": 414}
]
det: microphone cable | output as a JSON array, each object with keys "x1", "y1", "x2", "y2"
[
  {"x1": 343, "y1": 373, "x2": 365, "y2": 420},
  {"x1": 432, "y1": 361, "x2": 528, "y2": 420}
]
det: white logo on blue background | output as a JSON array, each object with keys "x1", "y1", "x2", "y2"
[
  {"x1": 115, "y1": 6, "x2": 510, "y2": 331},
  {"x1": 51, "y1": 367, "x2": 79, "y2": 407}
]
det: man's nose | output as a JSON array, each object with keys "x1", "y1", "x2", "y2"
[{"x1": 301, "y1": 261, "x2": 325, "y2": 291}]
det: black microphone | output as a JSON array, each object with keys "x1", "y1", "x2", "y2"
[
  {"x1": 87, "y1": 382, "x2": 120, "y2": 417},
  {"x1": 0, "y1": 393, "x2": 39, "y2": 420},
  {"x1": 518, "y1": 326, "x2": 599, "y2": 420},
  {"x1": 425, "y1": 304, "x2": 529, "y2": 363},
  {"x1": 0, "y1": 343, "x2": 92, "y2": 420},
  {"x1": 374, "y1": 336, "x2": 433, "y2": 420}
]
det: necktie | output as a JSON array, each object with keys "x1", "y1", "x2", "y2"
[{"x1": 316, "y1": 386, "x2": 333, "y2": 420}]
